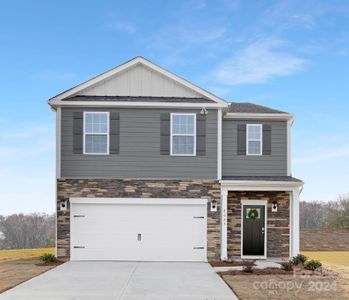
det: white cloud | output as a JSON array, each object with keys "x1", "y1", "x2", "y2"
[
  {"x1": 107, "y1": 21, "x2": 136, "y2": 33},
  {"x1": 33, "y1": 71, "x2": 77, "y2": 81},
  {"x1": 182, "y1": 0, "x2": 206, "y2": 11},
  {"x1": 0, "y1": 124, "x2": 52, "y2": 139},
  {"x1": 0, "y1": 124, "x2": 54, "y2": 163},
  {"x1": 212, "y1": 38, "x2": 306, "y2": 85},
  {"x1": 294, "y1": 144, "x2": 349, "y2": 164},
  {"x1": 291, "y1": 14, "x2": 315, "y2": 29}
]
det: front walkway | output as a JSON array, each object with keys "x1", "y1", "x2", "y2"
[{"x1": 1, "y1": 261, "x2": 237, "y2": 300}]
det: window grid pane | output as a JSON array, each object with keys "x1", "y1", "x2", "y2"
[
  {"x1": 172, "y1": 136, "x2": 194, "y2": 155},
  {"x1": 248, "y1": 141, "x2": 261, "y2": 155},
  {"x1": 172, "y1": 115, "x2": 195, "y2": 135},
  {"x1": 248, "y1": 125, "x2": 261, "y2": 140},
  {"x1": 85, "y1": 113, "x2": 108, "y2": 134},
  {"x1": 85, "y1": 135, "x2": 108, "y2": 154}
]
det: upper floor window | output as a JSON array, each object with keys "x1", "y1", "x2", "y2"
[
  {"x1": 246, "y1": 124, "x2": 262, "y2": 155},
  {"x1": 83, "y1": 112, "x2": 109, "y2": 155},
  {"x1": 170, "y1": 113, "x2": 196, "y2": 156}
]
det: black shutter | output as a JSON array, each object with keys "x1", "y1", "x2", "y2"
[
  {"x1": 110, "y1": 112, "x2": 120, "y2": 154},
  {"x1": 73, "y1": 112, "x2": 83, "y2": 154},
  {"x1": 160, "y1": 113, "x2": 170, "y2": 155},
  {"x1": 262, "y1": 124, "x2": 271, "y2": 155},
  {"x1": 196, "y1": 114, "x2": 206, "y2": 156},
  {"x1": 237, "y1": 124, "x2": 246, "y2": 155}
]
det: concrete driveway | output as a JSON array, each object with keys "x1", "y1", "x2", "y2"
[{"x1": 1, "y1": 261, "x2": 237, "y2": 300}]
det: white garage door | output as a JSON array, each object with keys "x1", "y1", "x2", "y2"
[{"x1": 70, "y1": 198, "x2": 207, "y2": 261}]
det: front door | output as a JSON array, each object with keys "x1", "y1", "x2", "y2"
[{"x1": 242, "y1": 205, "x2": 265, "y2": 256}]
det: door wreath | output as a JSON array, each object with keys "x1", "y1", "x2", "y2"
[{"x1": 248, "y1": 208, "x2": 259, "y2": 220}]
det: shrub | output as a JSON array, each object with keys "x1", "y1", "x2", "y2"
[
  {"x1": 281, "y1": 261, "x2": 293, "y2": 271},
  {"x1": 304, "y1": 259, "x2": 322, "y2": 271},
  {"x1": 242, "y1": 260, "x2": 255, "y2": 273},
  {"x1": 40, "y1": 253, "x2": 57, "y2": 263},
  {"x1": 290, "y1": 254, "x2": 307, "y2": 265}
]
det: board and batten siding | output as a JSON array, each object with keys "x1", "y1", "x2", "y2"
[
  {"x1": 61, "y1": 108, "x2": 218, "y2": 179},
  {"x1": 222, "y1": 119, "x2": 288, "y2": 176},
  {"x1": 79, "y1": 64, "x2": 202, "y2": 98}
]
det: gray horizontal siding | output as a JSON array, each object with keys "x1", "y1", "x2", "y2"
[
  {"x1": 61, "y1": 108, "x2": 217, "y2": 179},
  {"x1": 222, "y1": 119, "x2": 287, "y2": 176}
]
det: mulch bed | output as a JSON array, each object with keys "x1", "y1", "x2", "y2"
[
  {"x1": 209, "y1": 260, "x2": 255, "y2": 267},
  {"x1": 35, "y1": 260, "x2": 65, "y2": 267},
  {"x1": 218, "y1": 268, "x2": 291, "y2": 276},
  {"x1": 218, "y1": 265, "x2": 336, "y2": 277}
]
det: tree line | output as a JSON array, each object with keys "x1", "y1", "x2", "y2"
[
  {"x1": 0, "y1": 213, "x2": 55, "y2": 249},
  {"x1": 300, "y1": 193, "x2": 349, "y2": 229}
]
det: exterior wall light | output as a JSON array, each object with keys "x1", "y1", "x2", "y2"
[
  {"x1": 210, "y1": 200, "x2": 217, "y2": 212},
  {"x1": 272, "y1": 201, "x2": 278, "y2": 212},
  {"x1": 200, "y1": 107, "x2": 208, "y2": 115},
  {"x1": 60, "y1": 199, "x2": 68, "y2": 211}
]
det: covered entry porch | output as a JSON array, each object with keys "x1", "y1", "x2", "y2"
[{"x1": 219, "y1": 177, "x2": 303, "y2": 260}]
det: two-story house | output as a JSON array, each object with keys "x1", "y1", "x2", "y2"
[{"x1": 48, "y1": 57, "x2": 303, "y2": 262}]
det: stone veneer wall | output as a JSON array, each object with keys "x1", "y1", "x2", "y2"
[
  {"x1": 57, "y1": 179, "x2": 221, "y2": 261},
  {"x1": 227, "y1": 191, "x2": 290, "y2": 258}
]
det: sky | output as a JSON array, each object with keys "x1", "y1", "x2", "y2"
[{"x1": 1, "y1": 0, "x2": 349, "y2": 215}]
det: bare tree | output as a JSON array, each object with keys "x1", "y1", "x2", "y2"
[
  {"x1": 0, "y1": 213, "x2": 55, "y2": 249},
  {"x1": 300, "y1": 193, "x2": 349, "y2": 229},
  {"x1": 300, "y1": 201, "x2": 327, "y2": 229}
]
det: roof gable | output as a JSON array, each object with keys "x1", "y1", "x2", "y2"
[
  {"x1": 79, "y1": 63, "x2": 202, "y2": 98},
  {"x1": 49, "y1": 56, "x2": 227, "y2": 107}
]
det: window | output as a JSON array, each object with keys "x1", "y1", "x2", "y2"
[
  {"x1": 247, "y1": 124, "x2": 262, "y2": 155},
  {"x1": 171, "y1": 113, "x2": 196, "y2": 156},
  {"x1": 83, "y1": 112, "x2": 109, "y2": 155}
]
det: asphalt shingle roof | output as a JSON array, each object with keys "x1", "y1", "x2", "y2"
[
  {"x1": 222, "y1": 176, "x2": 303, "y2": 182},
  {"x1": 228, "y1": 102, "x2": 288, "y2": 114}
]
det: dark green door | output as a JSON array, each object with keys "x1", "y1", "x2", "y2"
[{"x1": 243, "y1": 205, "x2": 265, "y2": 256}]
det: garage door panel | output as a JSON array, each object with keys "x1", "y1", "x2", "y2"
[{"x1": 71, "y1": 200, "x2": 207, "y2": 261}]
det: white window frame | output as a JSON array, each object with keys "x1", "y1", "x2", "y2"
[
  {"x1": 246, "y1": 124, "x2": 262, "y2": 156},
  {"x1": 170, "y1": 113, "x2": 196, "y2": 156},
  {"x1": 83, "y1": 111, "x2": 110, "y2": 155}
]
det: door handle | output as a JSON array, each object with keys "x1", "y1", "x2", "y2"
[
  {"x1": 262, "y1": 227, "x2": 265, "y2": 234},
  {"x1": 138, "y1": 233, "x2": 142, "y2": 241}
]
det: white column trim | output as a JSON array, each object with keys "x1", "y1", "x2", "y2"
[
  {"x1": 55, "y1": 107, "x2": 61, "y2": 258},
  {"x1": 291, "y1": 188, "x2": 300, "y2": 257},
  {"x1": 287, "y1": 119, "x2": 292, "y2": 176},
  {"x1": 220, "y1": 189, "x2": 228, "y2": 260},
  {"x1": 56, "y1": 107, "x2": 61, "y2": 178},
  {"x1": 217, "y1": 109, "x2": 222, "y2": 180}
]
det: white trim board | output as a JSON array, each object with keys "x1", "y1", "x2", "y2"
[
  {"x1": 217, "y1": 109, "x2": 222, "y2": 180},
  {"x1": 49, "y1": 101, "x2": 227, "y2": 109},
  {"x1": 241, "y1": 200, "x2": 268, "y2": 260},
  {"x1": 48, "y1": 56, "x2": 228, "y2": 107},
  {"x1": 287, "y1": 119, "x2": 293, "y2": 176},
  {"x1": 70, "y1": 197, "x2": 208, "y2": 205},
  {"x1": 224, "y1": 113, "x2": 294, "y2": 121},
  {"x1": 55, "y1": 107, "x2": 61, "y2": 178},
  {"x1": 220, "y1": 180, "x2": 303, "y2": 191}
]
